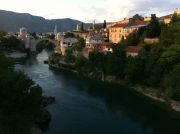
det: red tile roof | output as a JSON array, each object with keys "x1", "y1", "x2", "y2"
[
  {"x1": 125, "y1": 46, "x2": 143, "y2": 53},
  {"x1": 111, "y1": 24, "x2": 127, "y2": 28},
  {"x1": 132, "y1": 20, "x2": 149, "y2": 26},
  {"x1": 101, "y1": 42, "x2": 111, "y2": 46},
  {"x1": 164, "y1": 16, "x2": 171, "y2": 19}
]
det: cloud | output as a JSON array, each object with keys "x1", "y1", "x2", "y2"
[
  {"x1": 80, "y1": 0, "x2": 180, "y2": 22},
  {"x1": 0, "y1": 0, "x2": 179, "y2": 22}
]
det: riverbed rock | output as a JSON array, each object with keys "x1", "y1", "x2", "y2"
[
  {"x1": 41, "y1": 96, "x2": 55, "y2": 107},
  {"x1": 35, "y1": 108, "x2": 51, "y2": 129},
  {"x1": 31, "y1": 126, "x2": 42, "y2": 134},
  {"x1": 170, "y1": 100, "x2": 180, "y2": 112},
  {"x1": 105, "y1": 75, "x2": 116, "y2": 82},
  {"x1": 44, "y1": 60, "x2": 49, "y2": 64}
]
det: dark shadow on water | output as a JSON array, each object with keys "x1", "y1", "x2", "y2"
[{"x1": 49, "y1": 68, "x2": 180, "y2": 134}]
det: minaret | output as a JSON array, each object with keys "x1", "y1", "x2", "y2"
[
  {"x1": 77, "y1": 23, "x2": 80, "y2": 31},
  {"x1": 54, "y1": 24, "x2": 58, "y2": 40}
]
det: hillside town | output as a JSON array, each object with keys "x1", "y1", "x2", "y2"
[
  {"x1": 5, "y1": 8, "x2": 179, "y2": 59},
  {"x1": 0, "y1": 6, "x2": 180, "y2": 134}
]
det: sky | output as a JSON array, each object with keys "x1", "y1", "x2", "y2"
[{"x1": 0, "y1": 0, "x2": 179, "y2": 22}]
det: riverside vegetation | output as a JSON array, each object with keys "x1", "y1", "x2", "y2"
[
  {"x1": 49, "y1": 13, "x2": 180, "y2": 104},
  {"x1": 0, "y1": 33, "x2": 55, "y2": 134}
]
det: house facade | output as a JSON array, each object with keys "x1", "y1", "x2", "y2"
[
  {"x1": 125, "y1": 46, "x2": 144, "y2": 57},
  {"x1": 109, "y1": 20, "x2": 149, "y2": 44}
]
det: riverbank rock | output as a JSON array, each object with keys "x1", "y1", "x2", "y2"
[
  {"x1": 44, "y1": 60, "x2": 49, "y2": 64},
  {"x1": 105, "y1": 75, "x2": 116, "y2": 82},
  {"x1": 31, "y1": 126, "x2": 42, "y2": 134},
  {"x1": 5, "y1": 52, "x2": 27, "y2": 58},
  {"x1": 35, "y1": 108, "x2": 51, "y2": 129},
  {"x1": 41, "y1": 96, "x2": 55, "y2": 107},
  {"x1": 132, "y1": 85, "x2": 166, "y2": 103},
  {"x1": 170, "y1": 100, "x2": 180, "y2": 112}
]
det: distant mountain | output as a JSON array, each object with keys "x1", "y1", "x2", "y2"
[{"x1": 0, "y1": 10, "x2": 84, "y2": 33}]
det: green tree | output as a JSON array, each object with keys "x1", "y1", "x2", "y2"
[
  {"x1": 47, "y1": 34, "x2": 55, "y2": 40},
  {"x1": 132, "y1": 14, "x2": 144, "y2": 21},
  {"x1": 160, "y1": 24, "x2": 180, "y2": 47},
  {"x1": 75, "y1": 55, "x2": 92, "y2": 74},
  {"x1": 163, "y1": 64, "x2": 180, "y2": 100},
  {"x1": 171, "y1": 13, "x2": 180, "y2": 24},
  {"x1": 94, "y1": 24, "x2": 103, "y2": 31},
  {"x1": 89, "y1": 51, "x2": 106, "y2": 71},
  {"x1": 64, "y1": 32, "x2": 75, "y2": 38},
  {"x1": 159, "y1": 45, "x2": 180, "y2": 72},
  {"x1": 1, "y1": 36, "x2": 22, "y2": 50},
  {"x1": 31, "y1": 32, "x2": 38, "y2": 39},
  {"x1": 80, "y1": 23, "x2": 84, "y2": 31},
  {"x1": 72, "y1": 38, "x2": 85, "y2": 51},
  {"x1": 146, "y1": 14, "x2": 161, "y2": 38},
  {"x1": 124, "y1": 57, "x2": 145, "y2": 83},
  {"x1": 65, "y1": 48, "x2": 75, "y2": 63},
  {"x1": 103, "y1": 20, "x2": 107, "y2": 29},
  {"x1": 0, "y1": 30, "x2": 7, "y2": 38},
  {"x1": 0, "y1": 53, "x2": 43, "y2": 134},
  {"x1": 144, "y1": 44, "x2": 165, "y2": 86}
]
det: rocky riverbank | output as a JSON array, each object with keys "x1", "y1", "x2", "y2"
[
  {"x1": 5, "y1": 51, "x2": 27, "y2": 58},
  {"x1": 49, "y1": 61, "x2": 180, "y2": 113},
  {"x1": 104, "y1": 75, "x2": 180, "y2": 113}
]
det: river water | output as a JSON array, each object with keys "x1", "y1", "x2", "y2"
[{"x1": 15, "y1": 50, "x2": 180, "y2": 134}]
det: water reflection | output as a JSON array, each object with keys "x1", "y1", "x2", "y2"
[{"x1": 15, "y1": 50, "x2": 180, "y2": 134}]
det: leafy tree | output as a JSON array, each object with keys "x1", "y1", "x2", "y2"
[
  {"x1": 102, "y1": 45, "x2": 126, "y2": 77},
  {"x1": 64, "y1": 32, "x2": 75, "y2": 38},
  {"x1": 159, "y1": 45, "x2": 180, "y2": 72},
  {"x1": 160, "y1": 24, "x2": 180, "y2": 47},
  {"x1": 0, "y1": 53, "x2": 43, "y2": 134},
  {"x1": 36, "y1": 40, "x2": 55, "y2": 52},
  {"x1": 132, "y1": 14, "x2": 144, "y2": 21},
  {"x1": 124, "y1": 57, "x2": 145, "y2": 83},
  {"x1": 103, "y1": 20, "x2": 107, "y2": 29},
  {"x1": 123, "y1": 31, "x2": 140, "y2": 46},
  {"x1": 171, "y1": 13, "x2": 180, "y2": 24},
  {"x1": 31, "y1": 32, "x2": 38, "y2": 39},
  {"x1": 80, "y1": 23, "x2": 84, "y2": 31},
  {"x1": 146, "y1": 14, "x2": 161, "y2": 38},
  {"x1": 94, "y1": 24, "x2": 103, "y2": 31},
  {"x1": 47, "y1": 34, "x2": 55, "y2": 40},
  {"x1": 1, "y1": 36, "x2": 22, "y2": 50},
  {"x1": 89, "y1": 51, "x2": 106, "y2": 71},
  {"x1": 0, "y1": 30, "x2": 7, "y2": 38},
  {"x1": 75, "y1": 55, "x2": 92, "y2": 74},
  {"x1": 72, "y1": 38, "x2": 85, "y2": 51},
  {"x1": 144, "y1": 44, "x2": 165, "y2": 86},
  {"x1": 65, "y1": 48, "x2": 75, "y2": 63},
  {"x1": 163, "y1": 64, "x2": 180, "y2": 100}
]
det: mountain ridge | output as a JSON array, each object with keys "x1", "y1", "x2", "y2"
[{"x1": 0, "y1": 9, "x2": 84, "y2": 33}]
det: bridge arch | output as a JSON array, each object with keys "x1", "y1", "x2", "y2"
[
  {"x1": 29, "y1": 38, "x2": 58, "y2": 52},
  {"x1": 35, "y1": 38, "x2": 57, "y2": 46}
]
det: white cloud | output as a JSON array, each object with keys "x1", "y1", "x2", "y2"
[{"x1": 0, "y1": 0, "x2": 179, "y2": 22}]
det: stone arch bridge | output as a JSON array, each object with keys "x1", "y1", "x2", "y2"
[{"x1": 27, "y1": 38, "x2": 58, "y2": 52}]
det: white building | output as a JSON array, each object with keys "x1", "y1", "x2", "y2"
[
  {"x1": 86, "y1": 35, "x2": 104, "y2": 49},
  {"x1": 60, "y1": 38, "x2": 78, "y2": 55},
  {"x1": 175, "y1": 8, "x2": 180, "y2": 15},
  {"x1": 18, "y1": 27, "x2": 27, "y2": 40}
]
